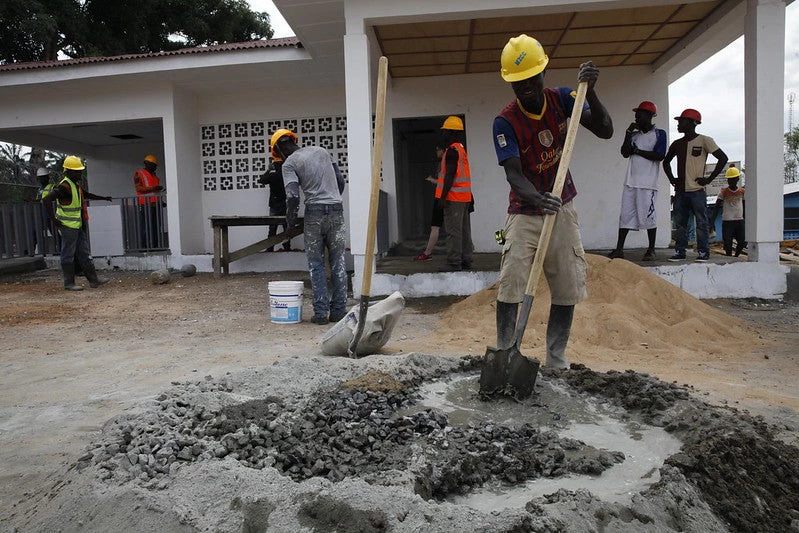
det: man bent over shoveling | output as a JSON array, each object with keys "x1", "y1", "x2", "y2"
[{"x1": 492, "y1": 34, "x2": 613, "y2": 368}]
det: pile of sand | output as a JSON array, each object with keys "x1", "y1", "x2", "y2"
[{"x1": 433, "y1": 254, "x2": 758, "y2": 364}]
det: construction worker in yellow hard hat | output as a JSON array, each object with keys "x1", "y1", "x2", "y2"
[
  {"x1": 490, "y1": 34, "x2": 613, "y2": 373},
  {"x1": 436, "y1": 115, "x2": 474, "y2": 272},
  {"x1": 709, "y1": 164, "x2": 746, "y2": 257},
  {"x1": 275, "y1": 128, "x2": 348, "y2": 325},
  {"x1": 269, "y1": 129, "x2": 298, "y2": 162},
  {"x1": 258, "y1": 129, "x2": 298, "y2": 252},
  {"x1": 42, "y1": 156, "x2": 112, "y2": 290},
  {"x1": 133, "y1": 154, "x2": 164, "y2": 250}
]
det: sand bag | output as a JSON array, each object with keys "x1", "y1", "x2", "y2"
[{"x1": 320, "y1": 291, "x2": 405, "y2": 357}]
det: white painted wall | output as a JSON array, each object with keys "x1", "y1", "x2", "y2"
[
  {"x1": 168, "y1": 87, "x2": 204, "y2": 255},
  {"x1": 196, "y1": 85, "x2": 348, "y2": 255},
  {"x1": 0, "y1": 79, "x2": 171, "y2": 132},
  {"x1": 382, "y1": 66, "x2": 672, "y2": 251},
  {"x1": 91, "y1": 143, "x2": 165, "y2": 199}
]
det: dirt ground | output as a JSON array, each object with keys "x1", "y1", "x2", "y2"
[{"x1": 0, "y1": 265, "x2": 798, "y2": 528}]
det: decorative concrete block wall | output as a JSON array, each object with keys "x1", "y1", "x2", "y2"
[{"x1": 200, "y1": 115, "x2": 349, "y2": 193}]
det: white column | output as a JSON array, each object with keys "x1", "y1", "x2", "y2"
[
  {"x1": 744, "y1": 0, "x2": 785, "y2": 263},
  {"x1": 344, "y1": 31, "x2": 374, "y2": 296}
]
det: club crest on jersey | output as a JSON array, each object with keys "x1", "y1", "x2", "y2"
[
  {"x1": 538, "y1": 129, "x2": 554, "y2": 147},
  {"x1": 496, "y1": 133, "x2": 507, "y2": 147}
]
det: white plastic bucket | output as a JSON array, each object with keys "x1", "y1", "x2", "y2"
[{"x1": 268, "y1": 281, "x2": 304, "y2": 324}]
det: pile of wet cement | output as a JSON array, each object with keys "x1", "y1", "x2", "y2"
[
  {"x1": 550, "y1": 365, "x2": 799, "y2": 533},
  {"x1": 10, "y1": 354, "x2": 799, "y2": 533}
]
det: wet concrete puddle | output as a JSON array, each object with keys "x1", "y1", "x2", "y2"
[{"x1": 407, "y1": 374, "x2": 682, "y2": 508}]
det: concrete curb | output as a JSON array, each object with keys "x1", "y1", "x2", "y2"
[{"x1": 0, "y1": 256, "x2": 46, "y2": 276}]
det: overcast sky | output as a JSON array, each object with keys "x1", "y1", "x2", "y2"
[{"x1": 250, "y1": 1, "x2": 799, "y2": 165}]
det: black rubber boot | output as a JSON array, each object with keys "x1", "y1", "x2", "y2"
[
  {"x1": 546, "y1": 304, "x2": 574, "y2": 369},
  {"x1": 83, "y1": 261, "x2": 109, "y2": 288},
  {"x1": 496, "y1": 301, "x2": 519, "y2": 349},
  {"x1": 62, "y1": 264, "x2": 84, "y2": 291}
]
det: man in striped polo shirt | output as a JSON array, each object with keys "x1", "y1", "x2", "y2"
[{"x1": 492, "y1": 34, "x2": 613, "y2": 369}]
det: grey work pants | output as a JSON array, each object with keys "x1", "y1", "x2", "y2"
[{"x1": 442, "y1": 200, "x2": 474, "y2": 267}]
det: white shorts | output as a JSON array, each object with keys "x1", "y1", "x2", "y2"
[{"x1": 619, "y1": 185, "x2": 657, "y2": 230}]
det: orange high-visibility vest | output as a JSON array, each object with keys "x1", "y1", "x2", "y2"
[
  {"x1": 135, "y1": 169, "x2": 160, "y2": 205},
  {"x1": 435, "y1": 143, "x2": 472, "y2": 203}
]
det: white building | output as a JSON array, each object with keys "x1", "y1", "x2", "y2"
[{"x1": 0, "y1": 0, "x2": 789, "y2": 298}]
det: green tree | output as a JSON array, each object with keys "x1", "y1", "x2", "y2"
[
  {"x1": 0, "y1": 143, "x2": 34, "y2": 202},
  {"x1": 0, "y1": 143, "x2": 32, "y2": 185},
  {"x1": 786, "y1": 126, "x2": 799, "y2": 184},
  {"x1": 0, "y1": 0, "x2": 273, "y2": 63}
]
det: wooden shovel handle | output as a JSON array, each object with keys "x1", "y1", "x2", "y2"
[
  {"x1": 360, "y1": 56, "x2": 388, "y2": 298},
  {"x1": 523, "y1": 81, "x2": 588, "y2": 298}
]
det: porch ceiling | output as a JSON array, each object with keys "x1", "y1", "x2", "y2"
[{"x1": 374, "y1": 1, "x2": 723, "y2": 78}]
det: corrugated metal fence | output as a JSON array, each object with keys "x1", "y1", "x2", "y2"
[{"x1": 0, "y1": 196, "x2": 168, "y2": 259}]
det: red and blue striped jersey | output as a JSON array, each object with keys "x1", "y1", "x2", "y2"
[{"x1": 493, "y1": 87, "x2": 582, "y2": 215}]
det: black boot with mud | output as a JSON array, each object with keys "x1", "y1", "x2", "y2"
[{"x1": 62, "y1": 264, "x2": 83, "y2": 291}]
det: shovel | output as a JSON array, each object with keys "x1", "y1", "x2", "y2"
[
  {"x1": 479, "y1": 81, "x2": 588, "y2": 400},
  {"x1": 348, "y1": 56, "x2": 389, "y2": 357}
]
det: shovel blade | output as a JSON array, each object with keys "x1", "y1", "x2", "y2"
[
  {"x1": 479, "y1": 345, "x2": 510, "y2": 398},
  {"x1": 479, "y1": 346, "x2": 540, "y2": 400},
  {"x1": 506, "y1": 351, "x2": 540, "y2": 400}
]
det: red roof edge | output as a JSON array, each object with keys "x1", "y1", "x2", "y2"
[{"x1": 0, "y1": 37, "x2": 302, "y2": 73}]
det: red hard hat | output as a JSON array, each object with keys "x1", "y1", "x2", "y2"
[
  {"x1": 633, "y1": 101, "x2": 657, "y2": 116},
  {"x1": 674, "y1": 108, "x2": 701, "y2": 124}
]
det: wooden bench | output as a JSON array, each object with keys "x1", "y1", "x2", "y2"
[{"x1": 209, "y1": 215, "x2": 304, "y2": 278}]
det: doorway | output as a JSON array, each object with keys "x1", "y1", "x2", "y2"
[{"x1": 392, "y1": 114, "x2": 465, "y2": 245}]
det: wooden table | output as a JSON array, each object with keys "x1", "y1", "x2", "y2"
[{"x1": 209, "y1": 216, "x2": 304, "y2": 278}]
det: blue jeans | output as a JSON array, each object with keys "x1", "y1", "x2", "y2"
[
  {"x1": 674, "y1": 190, "x2": 709, "y2": 254},
  {"x1": 304, "y1": 204, "x2": 348, "y2": 318}
]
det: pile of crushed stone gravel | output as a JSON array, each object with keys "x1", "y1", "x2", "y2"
[
  {"x1": 83, "y1": 367, "x2": 623, "y2": 500},
  {"x1": 9, "y1": 354, "x2": 799, "y2": 533}
]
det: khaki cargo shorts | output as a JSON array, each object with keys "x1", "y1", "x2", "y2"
[{"x1": 497, "y1": 201, "x2": 588, "y2": 306}]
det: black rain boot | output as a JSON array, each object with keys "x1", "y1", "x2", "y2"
[
  {"x1": 496, "y1": 301, "x2": 519, "y2": 349},
  {"x1": 63, "y1": 264, "x2": 84, "y2": 291},
  {"x1": 83, "y1": 261, "x2": 109, "y2": 288},
  {"x1": 546, "y1": 304, "x2": 574, "y2": 369}
]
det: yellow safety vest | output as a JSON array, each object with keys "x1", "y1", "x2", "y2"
[
  {"x1": 36, "y1": 183, "x2": 54, "y2": 201},
  {"x1": 55, "y1": 177, "x2": 83, "y2": 229}
]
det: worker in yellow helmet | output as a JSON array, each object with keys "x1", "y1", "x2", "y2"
[
  {"x1": 436, "y1": 115, "x2": 474, "y2": 271},
  {"x1": 709, "y1": 164, "x2": 746, "y2": 257},
  {"x1": 271, "y1": 129, "x2": 348, "y2": 325},
  {"x1": 257, "y1": 129, "x2": 297, "y2": 252},
  {"x1": 492, "y1": 34, "x2": 613, "y2": 369},
  {"x1": 133, "y1": 154, "x2": 164, "y2": 249},
  {"x1": 43, "y1": 156, "x2": 113, "y2": 290}
]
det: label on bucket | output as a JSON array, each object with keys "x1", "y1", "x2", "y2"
[{"x1": 271, "y1": 298, "x2": 301, "y2": 322}]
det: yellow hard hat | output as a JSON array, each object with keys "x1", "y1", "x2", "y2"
[
  {"x1": 725, "y1": 166, "x2": 741, "y2": 179},
  {"x1": 63, "y1": 155, "x2": 85, "y2": 171},
  {"x1": 269, "y1": 128, "x2": 298, "y2": 161},
  {"x1": 441, "y1": 116, "x2": 464, "y2": 131},
  {"x1": 500, "y1": 34, "x2": 549, "y2": 82},
  {"x1": 144, "y1": 154, "x2": 158, "y2": 164}
]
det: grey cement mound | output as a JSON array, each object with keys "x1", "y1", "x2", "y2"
[{"x1": 7, "y1": 354, "x2": 799, "y2": 533}]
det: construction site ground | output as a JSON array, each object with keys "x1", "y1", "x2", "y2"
[{"x1": 0, "y1": 262, "x2": 798, "y2": 530}]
